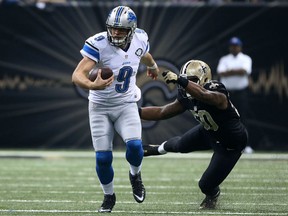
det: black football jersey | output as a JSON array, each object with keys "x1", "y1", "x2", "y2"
[{"x1": 177, "y1": 80, "x2": 246, "y2": 147}]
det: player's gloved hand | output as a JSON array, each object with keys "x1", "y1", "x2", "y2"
[
  {"x1": 162, "y1": 71, "x2": 178, "y2": 84},
  {"x1": 162, "y1": 71, "x2": 189, "y2": 88}
]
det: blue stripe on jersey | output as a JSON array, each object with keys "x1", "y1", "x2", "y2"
[
  {"x1": 115, "y1": 6, "x2": 124, "y2": 25},
  {"x1": 82, "y1": 43, "x2": 100, "y2": 60},
  {"x1": 145, "y1": 42, "x2": 150, "y2": 54}
]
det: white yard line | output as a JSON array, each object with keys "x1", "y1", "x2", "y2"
[
  {"x1": 0, "y1": 209, "x2": 287, "y2": 215},
  {"x1": 0, "y1": 199, "x2": 287, "y2": 206},
  {"x1": 0, "y1": 150, "x2": 288, "y2": 160}
]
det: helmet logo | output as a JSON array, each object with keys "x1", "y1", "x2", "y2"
[
  {"x1": 201, "y1": 64, "x2": 208, "y2": 74},
  {"x1": 128, "y1": 12, "x2": 137, "y2": 23}
]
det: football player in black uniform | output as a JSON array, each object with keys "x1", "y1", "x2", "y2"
[{"x1": 139, "y1": 60, "x2": 248, "y2": 209}]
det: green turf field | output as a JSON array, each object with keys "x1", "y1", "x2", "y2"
[{"x1": 0, "y1": 150, "x2": 287, "y2": 216}]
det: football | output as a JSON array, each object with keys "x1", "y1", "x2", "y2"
[{"x1": 89, "y1": 67, "x2": 113, "y2": 81}]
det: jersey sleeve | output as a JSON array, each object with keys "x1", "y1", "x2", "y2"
[
  {"x1": 135, "y1": 28, "x2": 150, "y2": 55},
  {"x1": 204, "y1": 81, "x2": 229, "y2": 96},
  {"x1": 80, "y1": 32, "x2": 107, "y2": 62}
]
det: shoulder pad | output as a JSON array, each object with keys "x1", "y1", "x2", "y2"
[
  {"x1": 134, "y1": 28, "x2": 148, "y2": 42},
  {"x1": 86, "y1": 31, "x2": 108, "y2": 49},
  {"x1": 204, "y1": 80, "x2": 227, "y2": 92}
]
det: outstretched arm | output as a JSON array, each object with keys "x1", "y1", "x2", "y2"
[
  {"x1": 140, "y1": 99, "x2": 185, "y2": 121},
  {"x1": 140, "y1": 52, "x2": 160, "y2": 80},
  {"x1": 185, "y1": 81, "x2": 228, "y2": 109},
  {"x1": 163, "y1": 71, "x2": 228, "y2": 110}
]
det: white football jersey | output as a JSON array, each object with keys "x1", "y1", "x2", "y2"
[{"x1": 80, "y1": 28, "x2": 150, "y2": 106}]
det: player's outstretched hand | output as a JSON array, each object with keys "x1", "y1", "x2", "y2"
[
  {"x1": 162, "y1": 71, "x2": 178, "y2": 84},
  {"x1": 147, "y1": 67, "x2": 160, "y2": 80}
]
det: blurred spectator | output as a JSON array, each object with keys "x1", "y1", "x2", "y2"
[{"x1": 216, "y1": 37, "x2": 254, "y2": 154}]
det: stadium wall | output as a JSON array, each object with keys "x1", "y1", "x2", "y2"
[{"x1": 0, "y1": 4, "x2": 288, "y2": 150}]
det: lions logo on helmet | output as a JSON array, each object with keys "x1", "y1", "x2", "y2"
[
  {"x1": 179, "y1": 60, "x2": 212, "y2": 99},
  {"x1": 106, "y1": 6, "x2": 137, "y2": 47}
]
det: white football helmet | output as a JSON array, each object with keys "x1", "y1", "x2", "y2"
[
  {"x1": 180, "y1": 60, "x2": 211, "y2": 86},
  {"x1": 106, "y1": 6, "x2": 137, "y2": 47}
]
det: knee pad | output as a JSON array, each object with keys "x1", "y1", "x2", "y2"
[
  {"x1": 126, "y1": 139, "x2": 143, "y2": 152},
  {"x1": 96, "y1": 151, "x2": 113, "y2": 184},
  {"x1": 96, "y1": 151, "x2": 113, "y2": 167},
  {"x1": 126, "y1": 139, "x2": 143, "y2": 166}
]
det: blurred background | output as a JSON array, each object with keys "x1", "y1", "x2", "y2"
[{"x1": 0, "y1": 0, "x2": 287, "y2": 151}]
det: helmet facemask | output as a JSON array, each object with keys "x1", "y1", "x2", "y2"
[{"x1": 107, "y1": 27, "x2": 132, "y2": 47}]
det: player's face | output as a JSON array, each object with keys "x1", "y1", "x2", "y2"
[{"x1": 109, "y1": 27, "x2": 129, "y2": 39}]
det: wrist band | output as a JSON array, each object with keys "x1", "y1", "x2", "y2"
[
  {"x1": 177, "y1": 76, "x2": 189, "y2": 88},
  {"x1": 147, "y1": 62, "x2": 158, "y2": 70}
]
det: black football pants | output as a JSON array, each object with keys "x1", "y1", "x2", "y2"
[{"x1": 164, "y1": 124, "x2": 242, "y2": 196}]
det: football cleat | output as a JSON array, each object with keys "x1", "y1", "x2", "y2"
[
  {"x1": 98, "y1": 193, "x2": 116, "y2": 213},
  {"x1": 143, "y1": 144, "x2": 161, "y2": 157},
  {"x1": 199, "y1": 190, "x2": 220, "y2": 210},
  {"x1": 129, "y1": 172, "x2": 146, "y2": 203}
]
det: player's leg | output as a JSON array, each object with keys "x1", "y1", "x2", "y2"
[
  {"x1": 198, "y1": 147, "x2": 242, "y2": 209},
  {"x1": 114, "y1": 103, "x2": 145, "y2": 203},
  {"x1": 89, "y1": 101, "x2": 116, "y2": 212},
  {"x1": 144, "y1": 125, "x2": 211, "y2": 156}
]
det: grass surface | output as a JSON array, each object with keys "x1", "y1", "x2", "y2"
[{"x1": 0, "y1": 150, "x2": 287, "y2": 216}]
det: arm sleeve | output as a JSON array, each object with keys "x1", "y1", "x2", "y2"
[{"x1": 80, "y1": 36, "x2": 100, "y2": 62}]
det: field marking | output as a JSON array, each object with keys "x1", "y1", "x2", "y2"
[
  {"x1": 1, "y1": 189, "x2": 287, "y2": 197},
  {"x1": 0, "y1": 209, "x2": 287, "y2": 215},
  {"x1": 0, "y1": 183, "x2": 286, "y2": 191},
  {"x1": 0, "y1": 199, "x2": 287, "y2": 206},
  {"x1": 0, "y1": 150, "x2": 288, "y2": 160}
]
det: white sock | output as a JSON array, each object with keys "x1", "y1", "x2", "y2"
[
  {"x1": 130, "y1": 163, "x2": 142, "y2": 176},
  {"x1": 101, "y1": 181, "x2": 114, "y2": 195},
  {"x1": 158, "y1": 141, "x2": 167, "y2": 154}
]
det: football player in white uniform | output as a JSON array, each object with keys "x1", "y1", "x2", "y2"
[{"x1": 72, "y1": 6, "x2": 159, "y2": 213}]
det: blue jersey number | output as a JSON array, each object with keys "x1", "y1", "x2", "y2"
[
  {"x1": 95, "y1": 35, "x2": 105, "y2": 41},
  {"x1": 115, "y1": 66, "x2": 133, "y2": 93}
]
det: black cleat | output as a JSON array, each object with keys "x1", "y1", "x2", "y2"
[
  {"x1": 98, "y1": 193, "x2": 116, "y2": 213},
  {"x1": 143, "y1": 144, "x2": 161, "y2": 157},
  {"x1": 199, "y1": 190, "x2": 220, "y2": 210},
  {"x1": 129, "y1": 172, "x2": 146, "y2": 203}
]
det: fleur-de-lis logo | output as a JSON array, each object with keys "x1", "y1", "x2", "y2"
[
  {"x1": 209, "y1": 83, "x2": 219, "y2": 89},
  {"x1": 200, "y1": 64, "x2": 207, "y2": 74}
]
